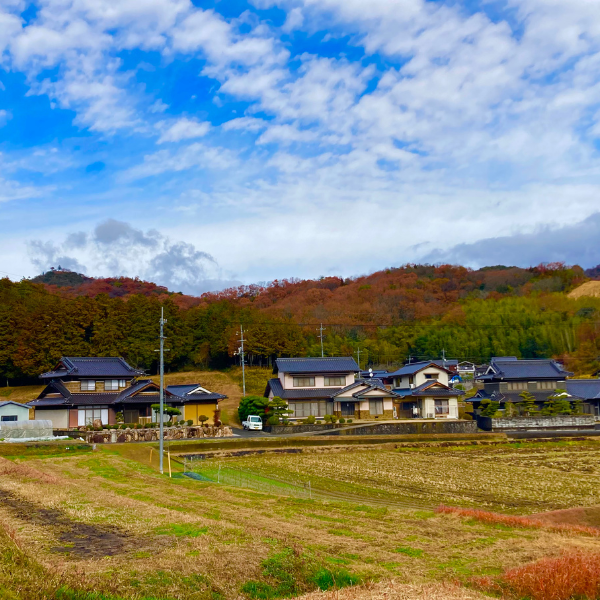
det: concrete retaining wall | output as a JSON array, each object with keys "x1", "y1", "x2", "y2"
[
  {"x1": 477, "y1": 415, "x2": 595, "y2": 432},
  {"x1": 334, "y1": 420, "x2": 477, "y2": 436}
]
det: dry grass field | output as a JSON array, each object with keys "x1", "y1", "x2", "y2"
[
  {"x1": 217, "y1": 439, "x2": 600, "y2": 513},
  {"x1": 1, "y1": 439, "x2": 600, "y2": 599}
]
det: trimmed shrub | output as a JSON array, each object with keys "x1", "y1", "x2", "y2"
[
  {"x1": 303, "y1": 415, "x2": 316, "y2": 425},
  {"x1": 187, "y1": 419, "x2": 193, "y2": 426},
  {"x1": 347, "y1": 419, "x2": 353, "y2": 423},
  {"x1": 339, "y1": 418, "x2": 346, "y2": 424},
  {"x1": 323, "y1": 414, "x2": 332, "y2": 423}
]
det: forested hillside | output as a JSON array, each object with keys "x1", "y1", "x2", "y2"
[{"x1": 3, "y1": 263, "x2": 600, "y2": 383}]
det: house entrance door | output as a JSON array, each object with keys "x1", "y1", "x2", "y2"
[
  {"x1": 340, "y1": 402, "x2": 355, "y2": 417},
  {"x1": 123, "y1": 409, "x2": 139, "y2": 424}
]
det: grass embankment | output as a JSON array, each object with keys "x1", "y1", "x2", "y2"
[{"x1": 1, "y1": 440, "x2": 600, "y2": 598}]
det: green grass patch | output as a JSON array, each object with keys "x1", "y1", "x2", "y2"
[
  {"x1": 240, "y1": 547, "x2": 363, "y2": 600},
  {"x1": 154, "y1": 523, "x2": 208, "y2": 537},
  {"x1": 395, "y1": 547, "x2": 424, "y2": 558}
]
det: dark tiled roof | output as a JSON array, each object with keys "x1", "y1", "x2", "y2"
[
  {"x1": 487, "y1": 358, "x2": 572, "y2": 380},
  {"x1": 265, "y1": 378, "x2": 340, "y2": 399},
  {"x1": 67, "y1": 393, "x2": 121, "y2": 406},
  {"x1": 40, "y1": 356, "x2": 144, "y2": 379},
  {"x1": 392, "y1": 381, "x2": 464, "y2": 398},
  {"x1": 565, "y1": 380, "x2": 600, "y2": 400},
  {"x1": 275, "y1": 357, "x2": 359, "y2": 374},
  {"x1": 166, "y1": 384, "x2": 226, "y2": 401},
  {"x1": 115, "y1": 379, "x2": 156, "y2": 401},
  {"x1": 27, "y1": 398, "x2": 68, "y2": 407},
  {"x1": 472, "y1": 389, "x2": 583, "y2": 404},
  {"x1": 387, "y1": 361, "x2": 452, "y2": 377}
]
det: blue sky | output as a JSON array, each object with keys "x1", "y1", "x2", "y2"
[{"x1": 1, "y1": 0, "x2": 600, "y2": 293}]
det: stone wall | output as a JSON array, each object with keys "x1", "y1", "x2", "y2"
[
  {"x1": 55, "y1": 425, "x2": 234, "y2": 443},
  {"x1": 336, "y1": 420, "x2": 477, "y2": 435},
  {"x1": 267, "y1": 420, "x2": 477, "y2": 435},
  {"x1": 477, "y1": 415, "x2": 596, "y2": 432}
]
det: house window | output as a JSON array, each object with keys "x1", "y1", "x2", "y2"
[
  {"x1": 105, "y1": 380, "x2": 119, "y2": 391},
  {"x1": 287, "y1": 401, "x2": 332, "y2": 418},
  {"x1": 369, "y1": 400, "x2": 384, "y2": 415},
  {"x1": 538, "y1": 381, "x2": 557, "y2": 390},
  {"x1": 435, "y1": 399, "x2": 449, "y2": 415},
  {"x1": 324, "y1": 376, "x2": 346, "y2": 386},
  {"x1": 77, "y1": 406, "x2": 109, "y2": 426},
  {"x1": 293, "y1": 377, "x2": 315, "y2": 387},
  {"x1": 507, "y1": 382, "x2": 527, "y2": 391},
  {"x1": 424, "y1": 373, "x2": 439, "y2": 380},
  {"x1": 1, "y1": 415, "x2": 17, "y2": 422},
  {"x1": 80, "y1": 380, "x2": 96, "y2": 391},
  {"x1": 119, "y1": 380, "x2": 127, "y2": 388}
]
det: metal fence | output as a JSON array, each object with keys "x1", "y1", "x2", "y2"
[{"x1": 183, "y1": 457, "x2": 313, "y2": 499}]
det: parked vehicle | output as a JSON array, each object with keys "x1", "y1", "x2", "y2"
[{"x1": 242, "y1": 415, "x2": 263, "y2": 430}]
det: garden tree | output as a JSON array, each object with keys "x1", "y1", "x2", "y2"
[
  {"x1": 517, "y1": 391, "x2": 538, "y2": 416},
  {"x1": 266, "y1": 396, "x2": 293, "y2": 423},
  {"x1": 213, "y1": 408, "x2": 221, "y2": 427},
  {"x1": 150, "y1": 404, "x2": 181, "y2": 419},
  {"x1": 238, "y1": 395, "x2": 270, "y2": 423},
  {"x1": 541, "y1": 389, "x2": 572, "y2": 416},
  {"x1": 479, "y1": 399, "x2": 500, "y2": 417},
  {"x1": 198, "y1": 414, "x2": 209, "y2": 426}
]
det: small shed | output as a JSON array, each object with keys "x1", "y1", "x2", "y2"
[{"x1": 0, "y1": 401, "x2": 31, "y2": 422}]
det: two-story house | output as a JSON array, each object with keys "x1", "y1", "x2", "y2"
[
  {"x1": 264, "y1": 357, "x2": 400, "y2": 420},
  {"x1": 388, "y1": 361, "x2": 464, "y2": 418},
  {"x1": 471, "y1": 356, "x2": 576, "y2": 412},
  {"x1": 28, "y1": 356, "x2": 226, "y2": 428}
]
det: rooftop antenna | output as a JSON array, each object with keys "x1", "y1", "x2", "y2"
[
  {"x1": 317, "y1": 323, "x2": 326, "y2": 357},
  {"x1": 236, "y1": 325, "x2": 246, "y2": 397}
]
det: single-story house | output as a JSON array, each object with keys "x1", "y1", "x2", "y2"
[{"x1": 0, "y1": 401, "x2": 31, "y2": 422}]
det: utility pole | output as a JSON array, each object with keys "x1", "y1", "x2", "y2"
[
  {"x1": 441, "y1": 348, "x2": 446, "y2": 369},
  {"x1": 355, "y1": 347, "x2": 362, "y2": 373},
  {"x1": 317, "y1": 323, "x2": 325, "y2": 357},
  {"x1": 158, "y1": 308, "x2": 167, "y2": 475},
  {"x1": 237, "y1": 325, "x2": 246, "y2": 397}
]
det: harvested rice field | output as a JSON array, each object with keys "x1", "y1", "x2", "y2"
[
  {"x1": 215, "y1": 439, "x2": 600, "y2": 513},
  {"x1": 1, "y1": 439, "x2": 600, "y2": 600}
]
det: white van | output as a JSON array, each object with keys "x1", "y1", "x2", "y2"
[{"x1": 242, "y1": 415, "x2": 263, "y2": 431}]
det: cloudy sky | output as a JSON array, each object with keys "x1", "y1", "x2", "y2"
[{"x1": 1, "y1": 0, "x2": 600, "y2": 294}]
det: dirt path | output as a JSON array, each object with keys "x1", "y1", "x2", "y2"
[{"x1": 0, "y1": 488, "x2": 132, "y2": 558}]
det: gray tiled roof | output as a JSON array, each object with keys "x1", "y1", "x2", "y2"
[
  {"x1": 275, "y1": 357, "x2": 359, "y2": 374},
  {"x1": 265, "y1": 378, "x2": 341, "y2": 400},
  {"x1": 387, "y1": 361, "x2": 452, "y2": 377},
  {"x1": 166, "y1": 384, "x2": 226, "y2": 401},
  {"x1": 392, "y1": 381, "x2": 464, "y2": 398},
  {"x1": 565, "y1": 379, "x2": 600, "y2": 400},
  {"x1": 488, "y1": 358, "x2": 572, "y2": 380},
  {"x1": 471, "y1": 389, "x2": 583, "y2": 404},
  {"x1": 40, "y1": 356, "x2": 144, "y2": 379}
]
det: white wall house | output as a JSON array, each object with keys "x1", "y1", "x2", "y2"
[
  {"x1": 0, "y1": 401, "x2": 31, "y2": 422},
  {"x1": 389, "y1": 361, "x2": 464, "y2": 419}
]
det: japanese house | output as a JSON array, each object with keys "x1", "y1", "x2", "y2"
[
  {"x1": 389, "y1": 361, "x2": 463, "y2": 418},
  {"x1": 28, "y1": 356, "x2": 226, "y2": 428},
  {"x1": 264, "y1": 357, "x2": 399, "y2": 420},
  {"x1": 470, "y1": 356, "x2": 575, "y2": 413}
]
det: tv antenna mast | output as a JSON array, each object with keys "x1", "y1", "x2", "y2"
[
  {"x1": 317, "y1": 323, "x2": 326, "y2": 357},
  {"x1": 236, "y1": 325, "x2": 246, "y2": 397}
]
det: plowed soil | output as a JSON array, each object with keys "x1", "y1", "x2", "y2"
[{"x1": 0, "y1": 488, "x2": 131, "y2": 558}]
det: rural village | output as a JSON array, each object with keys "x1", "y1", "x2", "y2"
[
  {"x1": 2, "y1": 0, "x2": 600, "y2": 598},
  {"x1": 2, "y1": 268, "x2": 600, "y2": 600}
]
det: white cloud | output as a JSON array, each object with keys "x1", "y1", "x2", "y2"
[{"x1": 157, "y1": 117, "x2": 211, "y2": 143}]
